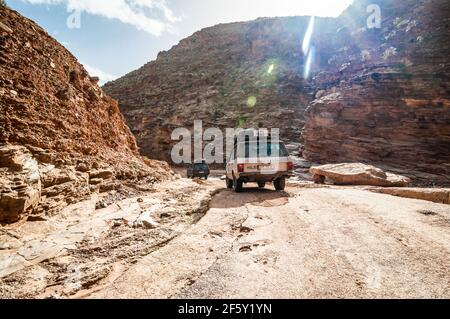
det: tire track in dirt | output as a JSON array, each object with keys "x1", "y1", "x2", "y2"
[{"x1": 82, "y1": 185, "x2": 450, "y2": 299}]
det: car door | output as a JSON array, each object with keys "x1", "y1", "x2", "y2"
[{"x1": 226, "y1": 147, "x2": 235, "y2": 179}]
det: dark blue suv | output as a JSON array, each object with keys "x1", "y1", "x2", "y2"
[{"x1": 187, "y1": 161, "x2": 210, "y2": 179}]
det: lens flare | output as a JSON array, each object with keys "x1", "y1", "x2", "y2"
[
  {"x1": 302, "y1": 16, "x2": 315, "y2": 55},
  {"x1": 304, "y1": 45, "x2": 315, "y2": 79},
  {"x1": 247, "y1": 96, "x2": 257, "y2": 107},
  {"x1": 268, "y1": 64, "x2": 275, "y2": 74}
]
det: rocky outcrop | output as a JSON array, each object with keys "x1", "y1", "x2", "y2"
[
  {"x1": 373, "y1": 187, "x2": 450, "y2": 204},
  {"x1": 0, "y1": 178, "x2": 219, "y2": 295},
  {"x1": 302, "y1": 0, "x2": 450, "y2": 184},
  {"x1": 310, "y1": 163, "x2": 411, "y2": 187},
  {"x1": 104, "y1": 0, "x2": 449, "y2": 185},
  {"x1": 0, "y1": 7, "x2": 173, "y2": 222},
  {"x1": 0, "y1": 146, "x2": 41, "y2": 223}
]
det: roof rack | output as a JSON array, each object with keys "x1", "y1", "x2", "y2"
[{"x1": 234, "y1": 129, "x2": 273, "y2": 143}]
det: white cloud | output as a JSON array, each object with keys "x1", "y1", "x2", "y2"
[
  {"x1": 82, "y1": 62, "x2": 117, "y2": 85},
  {"x1": 21, "y1": 0, "x2": 180, "y2": 36}
]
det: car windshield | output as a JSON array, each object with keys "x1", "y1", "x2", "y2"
[
  {"x1": 194, "y1": 163, "x2": 208, "y2": 170},
  {"x1": 237, "y1": 142, "x2": 289, "y2": 158}
]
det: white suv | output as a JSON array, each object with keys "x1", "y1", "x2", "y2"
[{"x1": 225, "y1": 131, "x2": 294, "y2": 192}]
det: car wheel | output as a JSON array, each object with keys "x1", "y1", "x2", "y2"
[
  {"x1": 233, "y1": 177, "x2": 243, "y2": 193},
  {"x1": 226, "y1": 177, "x2": 233, "y2": 189},
  {"x1": 258, "y1": 181, "x2": 266, "y2": 188},
  {"x1": 274, "y1": 177, "x2": 286, "y2": 191}
]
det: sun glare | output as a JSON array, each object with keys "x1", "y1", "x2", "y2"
[{"x1": 302, "y1": 16, "x2": 315, "y2": 55}]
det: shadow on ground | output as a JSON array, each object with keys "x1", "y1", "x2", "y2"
[{"x1": 210, "y1": 187, "x2": 291, "y2": 209}]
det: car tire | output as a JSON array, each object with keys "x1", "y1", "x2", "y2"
[
  {"x1": 226, "y1": 177, "x2": 233, "y2": 189},
  {"x1": 258, "y1": 181, "x2": 266, "y2": 189},
  {"x1": 233, "y1": 177, "x2": 243, "y2": 193},
  {"x1": 274, "y1": 177, "x2": 286, "y2": 191}
]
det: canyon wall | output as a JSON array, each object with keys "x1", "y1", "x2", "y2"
[
  {"x1": 0, "y1": 7, "x2": 173, "y2": 222},
  {"x1": 104, "y1": 0, "x2": 450, "y2": 184},
  {"x1": 104, "y1": 17, "x2": 337, "y2": 161},
  {"x1": 303, "y1": 0, "x2": 450, "y2": 184}
]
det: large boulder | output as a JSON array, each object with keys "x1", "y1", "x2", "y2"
[
  {"x1": 310, "y1": 163, "x2": 411, "y2": 187},
  {"x1": 0, "y1": 145, "x2": 41, "y2": 222}
]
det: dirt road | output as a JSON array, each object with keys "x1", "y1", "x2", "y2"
[{"x1": 86, "y1": 181, "x2": 450, "y2": 299}]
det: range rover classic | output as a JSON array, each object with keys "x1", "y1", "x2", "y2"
[{"x1": 225, "y1": 130, "x2": 294, "y2": 192}]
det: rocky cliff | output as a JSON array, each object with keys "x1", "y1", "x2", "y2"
[
  {"x1": 0, "y1": 7, "x2": 173, "y2": 223},
  {"x1": 303, "y1": 0, "x2": 450, "y2": 185},
  {"x1": 104, "y1": 0, "x2": 449, "y2": 184},
  {"x1": 104, "y1": 16, "x2": 328, "y2": 161}
]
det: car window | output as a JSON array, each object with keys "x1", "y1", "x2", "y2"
[
  {"x1": 259, "y1": 142, "x2": 289, "y2": 157},
  {"x1": 194, "y1": 163, "x2": 208, "y2": 170},
  {"x1": 236, "y1": 142, "x2": 289, "y2": 158}
]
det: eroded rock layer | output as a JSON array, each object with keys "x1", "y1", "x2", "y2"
[{"x1": 0, "y1": 7, "x2": 173, "y2": 222}]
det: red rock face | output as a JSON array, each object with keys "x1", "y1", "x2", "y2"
[
  {"x1": 0, "y1": 7, "x2": 138, "y2": 161},
  {"x1": 303, "y1": 0, "x2": 450, "y2": 185},
  {"x1": 0, "y1": 7, "x2": 173, "y2": 222},
  {"x1": 104, "y1": 17, "x2": 321, "y2": 162},
  {"x1": 104, "y1": 0, "x2": 449, "y2": 184}
]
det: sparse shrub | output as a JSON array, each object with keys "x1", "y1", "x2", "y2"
[
  {"x1": 382, "y1": 47, "x2": 397, "y2": 60},
  {"x1": 361, "y1": 50, "x2": 371, "y2": 62},
  {"x1": 400, "y1": 58, "x2": 413, "y2": 67},
  {"x1": 236, "y1": 116, "x2": 247, "y2": 128}
]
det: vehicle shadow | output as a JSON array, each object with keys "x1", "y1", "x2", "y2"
[{"x1": 210, "y1": 187, "x2": 291, "y2": 209}]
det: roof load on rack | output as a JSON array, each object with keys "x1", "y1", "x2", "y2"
[{"x1": 235, "y1": 129, "x2": 276, "y2": 144}]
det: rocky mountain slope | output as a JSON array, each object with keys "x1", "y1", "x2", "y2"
[
  {"x1": 104, "y1": 16, "x2": 329, "y2": 161},
  {"x1": 0, "y1": 7, "x2": 173, "y2": 223},
  {"x1": 104, "y1": 0, "x2": 450, "y2": 184}
]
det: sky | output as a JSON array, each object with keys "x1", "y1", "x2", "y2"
[{"x1": 6, "y1": 0, "x2": 354, "y2": 84}]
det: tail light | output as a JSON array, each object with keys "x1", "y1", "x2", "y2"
[
  {"x1": 287, "y1": 162, "x2": 294, "y2": 171},
  {"x1": 237, "y1": 164, "x2": 245, "y2": 173}
]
